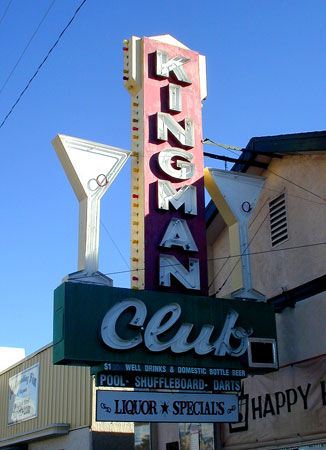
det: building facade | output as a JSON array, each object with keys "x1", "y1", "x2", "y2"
[
  {"x1": 206, "y1": 131, "x2": 326, "y2": 449},
  {"x1": 0, "y1": 344, "x2": 133, "y2": 450},
  {"x1": 3, "y1": 131, "x2": 326, "y2": 450}
]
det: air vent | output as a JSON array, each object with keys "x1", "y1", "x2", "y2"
[{"x1": 269, "y1": 193, "x2": 288, "y2": 247}]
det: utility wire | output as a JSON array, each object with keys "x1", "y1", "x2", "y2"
[
  {"x1": 0, "y1": 0, "x2": 13, "y2": 27},
  {"x1": 202, "y1": 138, "x2": 242, "y2": 155},
  {"x1": 204, "y1": 138, "x2": 326, "y2": 295},
  {"x1": 263, "y1": 187, "x2": 326, "y2": 207},
  {"x1": 267, "y1": 168, "x2": 326, "y2": 202},
  {"x1": 213, "y1": 210, "x2": 270, "y2": 297},
  {"x1": 203, "y1": 138, "x2": 326, "y2": 204},
  {"x1": 101, "y1": 220, "x2": 130, "y2": 269},
  {"x1": 0, "y1": 0, "x2": 87, "y2": 130},
  {"x1": 0, "y1": 0, "x2": 56, "y2": 95},
  {"x1": 207, "y1": 198, "x2": 269, "y2": 291},
  {"x1": 68, "y1": 240, "x2": 326, "y2": 280},
  {"x1": 202, "y1": 146, "x2": 326, "y2": 206}
]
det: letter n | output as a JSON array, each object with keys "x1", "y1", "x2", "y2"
[
  {"x1": 159, "y1": 255, "x2": 200, "y2": 290},
  {"x1": 157, "y1": 113, "x2": 194, "y2": 147},
  {"x1": 157, "y1": 180, "x2": 197, "y2": 215}
]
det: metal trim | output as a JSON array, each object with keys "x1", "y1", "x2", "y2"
[{"x1": 247, "y1": 337, "x2": 278, "y2": 369}]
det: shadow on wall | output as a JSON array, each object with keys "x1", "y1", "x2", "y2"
[{"x1": 92, "y1": 431, "x2": 134, "y2": 450}]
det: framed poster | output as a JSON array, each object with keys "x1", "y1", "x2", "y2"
[{"x1": 8, "y1": 363, "x2": 39, "y2": 425}]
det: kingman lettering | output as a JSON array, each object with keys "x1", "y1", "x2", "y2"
[
  {"x1": 156, "y1": 50, "x2": 191, "y2": 83},
  {"x1": 157, "y1": 180, "x2": 197, "y2": 215}
]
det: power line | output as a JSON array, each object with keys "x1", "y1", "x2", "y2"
[
  {"x1": 0, "y1": 0, "x2": 87, "y2": 130},
  {"x1": 267, "y1": 168, "x2": 326, "y2": 202},
  {"x1": 213, "y1": 210, "x2": 269, "y2": 297},
  {"x1": 202, "y1": 138, "x2": 242, "y2": 155},
  {"x1": 67, "y1": 240, "x2": 326, "y2": 280},
  {"x1": 0, "y1": 0, "x2": 56, "y2": 95},
  {"x1": 208, "y1": 198, "x2": 269, "y2": 291},
  {"x1": 137, "y1": 149, "x2": 326, "y2": 207},
  {"x1": 100, "y1": 220, "x2": 130, "y2": 269},
  {"x1": 264, "y1": 186, "x2": 326, "y2": 207},
  {"x1": 0, "y1": 0, "x2": 13, "y2": 27},
  {"x1": 203, "y1": 137, "x2": 326, "y2": 204}
]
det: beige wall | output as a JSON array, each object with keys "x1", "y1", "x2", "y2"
[
  {"x1": 206, "y1": 153, "x2": 326, "y2": 366},
  {"x1": 29, "y1": 427, "x2": 91, "y2": 450},
  {"x1": 251, "y1": 154, "x2": 326, "y2": 298},
  {"x1": 151, "y1": 423, "x2": 179, "y2": 450},
  {"x1": 91, "y1": 381, "x2": 134, "y2": 434},
  {"x1": 276, "y1": 292, "x2": 326, "y2": 366},
  {"x1": 207, "y1": 154, "x2": 326, "y2": 298}
]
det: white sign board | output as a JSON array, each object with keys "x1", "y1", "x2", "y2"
[
  {"x1": 96, "y1": 390, "x2": 238, "y2": 423},
  {"x1": 8, "y1": 363, "x2": 39, "y2": 425},
  {"x1": 222, "y1": 355, "x2": 326, "y2": 448}
]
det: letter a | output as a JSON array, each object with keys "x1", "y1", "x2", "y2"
[{"x1": 160, "y1": 219, "x2": 198, "y2": 251}]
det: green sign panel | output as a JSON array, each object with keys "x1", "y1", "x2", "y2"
[{"x1": 53, "y1": 282, "x2": 277, "y2": 373}]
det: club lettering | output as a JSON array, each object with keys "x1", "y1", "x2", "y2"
[{"x1": 101, "y1": 299, "x2": 252, "y2": 358}]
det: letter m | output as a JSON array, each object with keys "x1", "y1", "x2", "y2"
[{"x1": 157, "y1": 180, "x2": 197, "y2": 215}]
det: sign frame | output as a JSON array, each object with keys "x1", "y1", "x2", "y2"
[
  {"x1": 95, "y1": 371, "x2": 243, "y2": 392},
  {"x1": 53, "y1": 282, "x2": 277, "y2": 375},
  {"x1": 96, "y1": 390, "x2": 239, "y2": 423},
  {"x1": 8, "y1": 363, "x2": 40, "y2": 426}
]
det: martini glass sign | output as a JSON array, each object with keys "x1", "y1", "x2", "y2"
[{"x1": 52, "y1": 135, "x2": 130, "y2": 284}]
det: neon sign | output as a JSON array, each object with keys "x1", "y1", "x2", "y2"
[
  {"x1": 101, "y1": 299, "x2": 252, "y2": 356},
  {"x1": 123, "y1": 35, "x2": 208, "y2": 294},
  {"x1": 53, "y1": 283, "x2": 278, "y2": 373}
]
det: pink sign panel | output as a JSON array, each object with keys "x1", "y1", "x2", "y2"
[{"x1": 125, "y1": 36, "x2": 208, "y2": 295}]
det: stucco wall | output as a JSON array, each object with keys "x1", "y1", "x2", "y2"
[
  {"x1": 251, "y1": 154, "x2": 326, "y2": 299},
  {"x1": 207, "y1": 154, "x2": 326, "y2": 298},
  {"x1": 29, "y1": 427, "x2": 91, "y2": 450},
  {"x1": 276, "y1": 292, "x2": 326, "y2": 366},
  {"x1": 206, "y1": 153, "x2": 326, "y2": 366}
]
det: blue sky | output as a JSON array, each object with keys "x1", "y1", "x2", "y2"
[{"x1": 1, "y1": 0, "x2": 325, "y2": 356}]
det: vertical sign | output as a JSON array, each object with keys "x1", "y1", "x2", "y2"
[{"x1": 123, "y1": 35, "x2": 208, "y2": 295}]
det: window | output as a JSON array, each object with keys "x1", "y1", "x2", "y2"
[
  {"x1": 179, "y1": 423, "x2": 214, "y2": 450},
  {"x1": 135, "y1": 423, "x2": 151, "y2": 450},
  {"x1": 269, "y1": 193, "x2": 288, "y2": 247}
]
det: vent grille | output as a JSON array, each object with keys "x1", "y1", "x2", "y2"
[{"x1": 269, "y1": 193, "x2": 288, "y2": 247}]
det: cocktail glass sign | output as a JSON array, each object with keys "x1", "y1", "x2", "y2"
[{"x1": 52, "y1": 134, "x2": 130, "y2": 283}]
